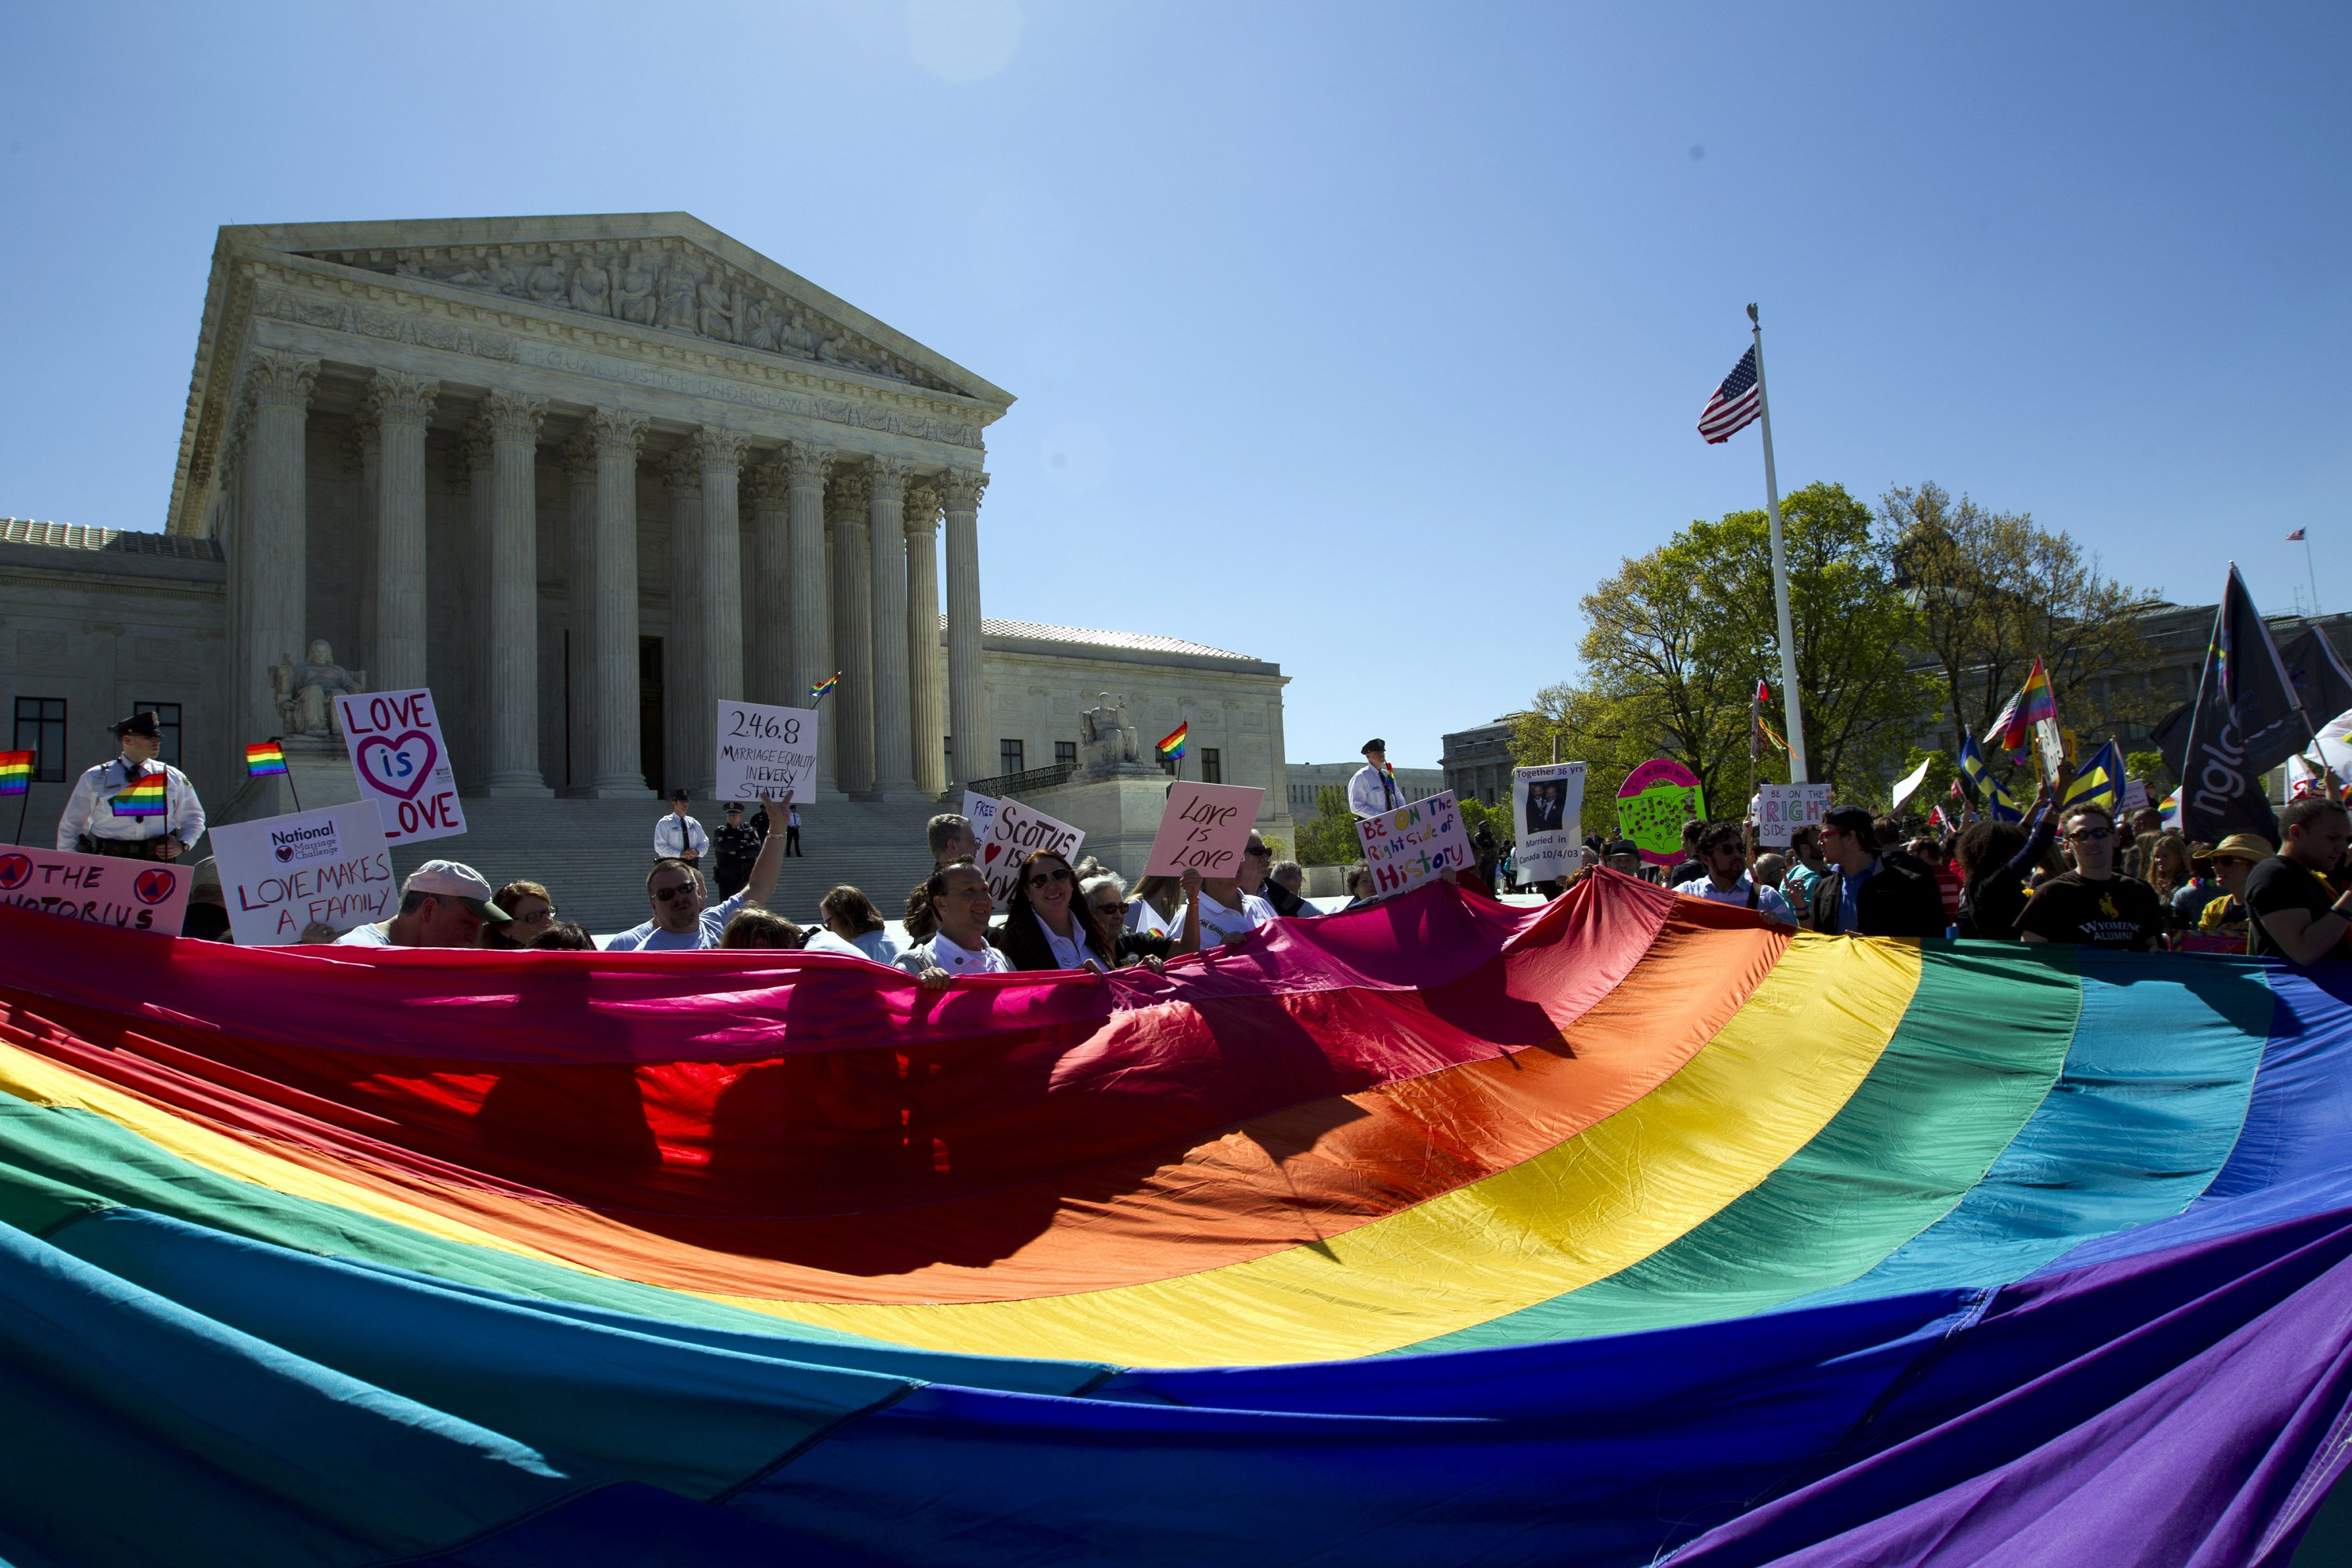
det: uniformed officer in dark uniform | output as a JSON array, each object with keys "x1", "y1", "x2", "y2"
[
  {"x1": 56, "y1": 710, "x2": 206, "y2": 861},
  {"x1": 711, "y1": 801, "x2": 763, "y2": 898}
]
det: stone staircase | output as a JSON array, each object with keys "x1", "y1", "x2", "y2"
[{"x1": 378, "y1": 795, "x2": 946, "y2": 936}]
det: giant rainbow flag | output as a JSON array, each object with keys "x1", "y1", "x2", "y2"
[{"x1": 2, "y1": 873, "x2": 2350, "y2": 1565}]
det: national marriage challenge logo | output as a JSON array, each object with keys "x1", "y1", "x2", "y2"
[{"x1": 268, "y1": 821, "x2": 342, "y2": 866}]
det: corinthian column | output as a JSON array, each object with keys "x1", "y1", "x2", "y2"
[
  {"x1": 829, "y1": 468, "x2": 876, "y2": 797},
  {"x1": 586, "y1": 409, "x2": 650, "y2": 797},
  {"x1": 941, "y1": 470, "x2": 988, "y2": 787},
  {"x1": 785, "y1": 442, "x2": 840, "y2": 797},
  {"x1": 561, "y1": 434, "x2": 597, "y2": 795},
  {"x1": 459, "y1": 421, "x2": 495, "y2": 793},
  {"x1": 746, "y1": 456, "x2": 792, "y2": 707},
  {"x1": 866, "y1": 458, "x2": 917, "y2": 800},
  {"x1": 366, "y1": 370, "x2": 439, "y2": 695},
  {"x1": 481, "y1": 392, "x2": 550, "y2": 795},
  {"x1": 662, "y1": 449, "x2": 705, "y2": 797},
  {"x1": 350, "y1": 422, "x2": 380, "y2": 679},
  {"x1": 241, "y1": 351, "x2": 319, "y2": 746},
  {"x1": 904, "y1": 483, "x2": 947, "y2": 797},
  {"x1": 695, "y1": 426, "x2": 748, "y2": 794}
]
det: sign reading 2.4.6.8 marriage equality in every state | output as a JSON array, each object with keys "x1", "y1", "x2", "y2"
[{"x1": 715, "y1": 700, "x2": 820, "y2": 804}]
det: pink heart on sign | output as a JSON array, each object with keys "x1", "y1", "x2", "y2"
[{"x1": 354, "y1": 730, "x2": 441, "y2": 801}]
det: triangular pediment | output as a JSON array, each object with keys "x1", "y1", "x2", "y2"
[{"x1": 234, "y1": 213, "x2": 1010, "y2": 408}]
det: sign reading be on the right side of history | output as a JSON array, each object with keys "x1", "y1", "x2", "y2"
[{"x1": 1757, "y1": 782, "x2": 1833, "y2": 848}]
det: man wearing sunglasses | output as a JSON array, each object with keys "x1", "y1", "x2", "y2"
[
  {"x1": 2016, "y1": 802, "x2": 2163, "y2": 950},
  {"x1": 607, "y1": 791, "x2": 790, "y2": 951},
  {"x1": 1198, "y1": 836, "x2": 1280, "y2": 945}
]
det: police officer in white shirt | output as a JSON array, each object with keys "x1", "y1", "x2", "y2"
[
  {"x1": 898, "y1": 860, "x2": 1014, "y2": 986},
  {"x1": 56, "y1": 710, "x2": 205, "y2": 861},
  {"x1": 1348, "y1": 739, "x2": 1403, "y2": 819},
  {"x1": 653, "y1": 789, "x2": 710, "y2": 862}
]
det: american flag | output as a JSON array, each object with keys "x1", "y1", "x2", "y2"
[
  {"x1": 1697, "y1": 347, "x2": 1762, "y2": 444},
  {"x1": 2288, "y1": 528, "x2": 2307, "y2": 541}
]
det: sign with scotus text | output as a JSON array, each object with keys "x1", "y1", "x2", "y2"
[
  {"x1": 1356, "y1": 790, "x2": 1474, "y2": 897},
  {"x1": 208, "y1": 802, "x2": 393, "y2": 946},
  {"x1": 0, "y1": 844, "x2": 189, "y2": 934},
  {"x1": 1757, "y1": 783, "x2": 1833, "y2": 848},
  {"x1": 978, "y1": 797, "x2": 1085, "y2": 907},
  {"x1": 336, "y1": 688, "x2": 465, "y2": 845},
  {"x1": 1512, "y1": 763, "x2": 1587, "y2": 884},
  {"x1": 1144, "y1": 782, "x2": 1265, "y2": 877},
  {"x1": 715, "y1": 700, "x2": 819, "y2": 803}
]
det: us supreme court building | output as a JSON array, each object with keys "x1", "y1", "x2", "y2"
[{"x1": 2, "y1": 215, "x2": 1294, "y2": 866}]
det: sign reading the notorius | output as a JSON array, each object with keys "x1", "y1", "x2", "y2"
[{"x1": 0, "y1": 845, "x2": 189, "y2": 933}]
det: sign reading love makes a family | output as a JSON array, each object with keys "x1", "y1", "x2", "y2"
[
  {"x1": 1614, "y1": 758, "x2": 1706, "y2": 866},
  {"x1": 207, "y1": 801, "x2": 393, "y2": 946},
  {"x1": 1144, "y1": 782, "x2": 1266, "y2": 877},
  {"x1": 0, "y1": 844, "x2": 189, "y2": 934},
  {"x1": 978, "y1": 797, "x2": 1085, "y2": 908},
  {"x1": 715, "y1": 699, "x2": 819, "y2": 803},
  {"x1": 1356, "y1": 789, "x2": 1475, "y2": 897},
  {"x1": 335, "y1": 688, "x2": 466, "y2": 845}
]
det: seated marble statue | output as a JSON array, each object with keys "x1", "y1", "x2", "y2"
[{"x1": 271, "y1": 640, "x2": 368, "y2": 738}]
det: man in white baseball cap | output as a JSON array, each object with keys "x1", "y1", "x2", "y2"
[{"x1": 332, "y1": 860, "x2": 510, "y2": 948}]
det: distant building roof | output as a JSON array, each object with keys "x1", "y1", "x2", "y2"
[
  {"x1": 951, "y1": 615, "x2": 1257, "y2": 662},
  {"x1": 1, "y1": 518, "x2": 223, "y2": 561}
]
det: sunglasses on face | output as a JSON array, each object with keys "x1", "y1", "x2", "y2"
[
  {"x1": 2066, "y1": 827, "x2": 2113, "y2": 843},
  {"x1": 1027, "y1": 867, "x2": 1073, "y2": 889},
  {"x1": 513, "y1": 907, "x2": 557, "y2": 924},
  {"x1": 1245, "y1": 844, "x2": 1270, "y2": 858},
  {"x1": 1089, "y1": 900, "x2": 1124, "y2": 917},
  {"x1": 652, "y1": 882, "x2": 699, "y2": 903}
]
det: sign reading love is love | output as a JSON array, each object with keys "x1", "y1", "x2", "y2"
[
  {"x1": 1144, "y1": 782, "x2": 1266, "y2": 877},
  {"x1": 0, "y1": 844, "x2": 189, "y2": 934},
  {"x1": 978, "y1": 797, "x2": 1085, "y2": 909},
  {"x1": 1614, "y1": 758, "x2": 1706, "y2": 866},
  {"x1": 335, "y1": 688, "x2": 466, "y2": 846}
]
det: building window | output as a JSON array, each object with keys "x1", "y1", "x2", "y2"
[
  {"x1": 1201, "y1": 747, "x2": 1222, "y2": 784},
  {"x1": 1160, "y1": 752, "x2": 1179, "y2": 777},
  {"x1": 133, "y1": 701, "x2": 183, "y2": 766},
  {"x1": 1000, "y1": 739, "x2": 1024, "y2": 775},
  {"x1": 12, "y1": 698, "x2": 66, "y2": 781},
  {"x1": 1055, "y1": 741, "x2": 1077, "y2": 768}
]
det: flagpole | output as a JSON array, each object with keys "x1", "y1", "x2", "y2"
[
  {"x1": 2304, "y1": 532, "x2": 2321, "y2": 618},
  {"x1": 277, "y1": 737, "x2": 303, "y2": 814},
  {"x1": 1748, "y1": 304, "x2": 1808, "y2": 783}
]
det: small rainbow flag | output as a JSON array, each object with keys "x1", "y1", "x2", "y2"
[
  {"x1": 0, "y1": 751, "x2": 31, "y2": 797},
  {"x1": 245, "y1": 740, "x2": 289, "y2": 778},
  {"x1": 1156, "y1": 721, "x2": 1188, "y2": 762},
  {"x1": 809, "y1": 672, "x2": 840, "y2": 702},
  {"x1": 110, "y1": 771, "x2": 167, "y2": 818},
  {"x1": 1988, "y1": 655, "x2": 2057, "y2": 750}
]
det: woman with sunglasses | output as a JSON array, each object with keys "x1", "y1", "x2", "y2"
[
  {"x1": 997, "y1": 849, "x2": 1197, "y2": 971},
  {"x1": 480, "y1": 880, "x2": 558, "y2": 949}
]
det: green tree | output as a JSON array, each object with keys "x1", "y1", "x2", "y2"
[
  {"x1": 1294, "y1": 785, "x2": 1361, "y2": 866},
  {"x1": 1879, "y1": 481, "x2": 2162, "y2": 753},
  {"x1": 2126, "y1": 750, "x2": 2172, "y2": 793},
  {"x1": 1513, "y1": 481, "x2": 1933, "y2": 815}
]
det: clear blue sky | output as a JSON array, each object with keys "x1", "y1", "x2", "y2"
[{"x1": 3, "y1": 3, "x2": 2344, "y2": 770}]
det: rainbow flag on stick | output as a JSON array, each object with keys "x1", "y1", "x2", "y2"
[
  {"x1": 245, "y1": 741, "x2": 289, "y2": 778},
  {"x1": 1156, "y1": 722, "x2": 1188, "y2": 763},
  {"x1": 0, "y1": 751, "x2": 31, "y2": 797},
  {"x1": 1987, "y1": 655, "x2": 2058, "y2": 752},
  {"x1": 110, "y1": 771, "x2": 166, "y2": 818},
  {"x1": 809, "y1": 673, "x2": 840, "y2": 702}
]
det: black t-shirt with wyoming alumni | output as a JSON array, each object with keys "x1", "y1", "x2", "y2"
[
  {"x1": 2242, "y1": 855, "x2": 2352, "y2": 963},
  {"x1": 2013, "y1": 872, "x2": 2165, "y2": 949}
]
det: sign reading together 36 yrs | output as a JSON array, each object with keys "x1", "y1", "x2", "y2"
[
  {"x1": 715, "y1": 700, "x2": 819, "y2": 803},
  {"x1": 1144, "y1": 782, "x2": 1265, "y2": 877},
  {"x1": 335, "y1": 688, "x2": 465, "y2": 846}
]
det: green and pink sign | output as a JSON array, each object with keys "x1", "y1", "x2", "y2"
[{"x1": 1614, "y1": 759, "x2": 1707, "y2": 866}]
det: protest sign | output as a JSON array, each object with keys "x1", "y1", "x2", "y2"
[
  {"x1": 1356, "y1": 790, "x2": 1474, "y2": 896},
  {"x1": 1144, "y1": 782, "x2": 1265, "y2": 877},
  {"x1": 2121, "y1": 779, "x2": 2151, "y2": 813},
  {"x1": 715, "y1": 700, "x2": 819, "y2": 803},
  {"x1": 1615, "y1": 759, "x2": 1706, "y2": 866},
  {"x1": 336, "y1": 688, "x2": 464, "y2": 845},
  {"x1": 962, "y1": 791, "x2": 999, "y2": 838},
  {"x1": 0, "y1": 844, "x2": 188, "y2": 933},
  {"x1": 978, "y1": 797, "x2": 1085, "y2": 907},
  {"x1": 1889, "y1": 757, "x2": 1933, "y2": 813},
  {"x1": 1758, "y1": 782, "x2": 1833, "y2": 848},
  {"x1": 208, "y1": 802, "x2": 393, "y2": 946},
  {"x1": 1512, "y1": 763, "x2": 1587, "y2": 883}
]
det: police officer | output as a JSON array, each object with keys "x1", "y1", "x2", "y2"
[
  {"x1": 711, "y1": 801, "x2": 762, "y2": 898},
  {"x1": 1348, "y1": 739, "x2": 1403, "y2": 819},
  {"x1": 56, "y1": 710, "x2": 206, "y2": 861}
]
